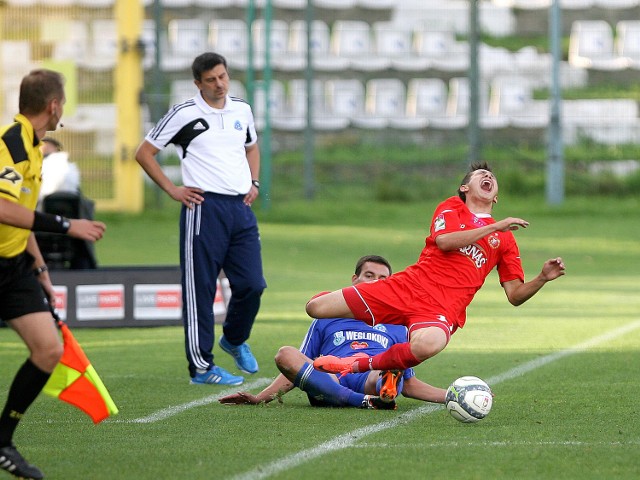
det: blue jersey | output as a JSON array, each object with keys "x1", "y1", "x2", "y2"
[{"x1": 299, "y1": 318, "x2": 415, "y2": 382}]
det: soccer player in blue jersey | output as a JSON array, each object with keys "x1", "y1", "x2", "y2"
[{"x1": 220, "y1": 256, "x2": 447, "y2": 409}]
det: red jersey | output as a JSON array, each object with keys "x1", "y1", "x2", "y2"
[{"x1": 346, "y1": 196, "x2": 524, "y2": 331}]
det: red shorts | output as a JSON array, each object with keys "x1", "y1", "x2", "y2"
[{"x1": 342, "y1": 278, "x2": 458, "y2": 342}]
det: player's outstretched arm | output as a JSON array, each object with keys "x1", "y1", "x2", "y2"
[
  {"x1": 502, "y1": 257, "x2": 566, "y2": 306},
  {"x1": 219, "y1": 374, "x2": 294, "y2": 405},
  {"x1": 400, "y1": 376, "x2": 446, "y2": 404}
]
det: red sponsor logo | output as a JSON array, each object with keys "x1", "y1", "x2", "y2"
[
  {"x1": 156, "y1": 291, "x2": 181, "y2": 308},
  {"x1": 99, "y1": 291, "x2": 124, "y2": 308},
  {"x1": 350, "y1": 341, "x2": 369, "y2": 350},
  {"x1": 54, "y1": 291, "x2": 67, "y2": 310}
]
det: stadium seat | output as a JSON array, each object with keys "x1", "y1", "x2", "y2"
[
  {"x1": 413, "y1": 27, "x2": 469, "y2": 73},
  {"x1": 560, "y1": 0, "x2": 594, "y2": 8},
  {"x1": 324, "y1": 78, "x2": 367, "y2": 127},
  {"x1": 253, "y1": 80, "x2": 304, "y2": 132},
  {"x1": 616, "y1": 20, "x2": 640, "y2": 69},
  {"x1": 594, "y1": 0, "x2": 639, "y2": 8},
  {"x1": 568, "y1": 20, "x2": 630, "y2": 70},
  {"x1": 479, "y1": 43, "x2": 516, "y2": 79},
  {"x1": 194, "y1": 0, "x2": 235, "y2": 6},
  {"x1": 288, "y1": 20, "x2": 349, "y2": 72},
  {"x1": 286, "y1": 79, "x2": 349, "y2": 131},
  {"x1": 563, "y1": 98, "x2": 640, "y2": 144},
  {"x1": 252, "y1": 19, "x2": 304, "y2": 72},
  {"x1": 50, "y1": 20, "x2": 89, "y2": 64},
  {"x1": 313, "y1": 0, "x2": 356, "y2": 9},
  {"x1": 372, "y1": 22, "x2": 430, "y2": 72},
  {"x1": 229, "y1": 79, "x2": 247, "y2": 100},
  {"x1": 441, "y1": 77, "x2": 508, "y2": 130},
  {"x1": 363, "y1": 78, "x2": 428, "y2": 130},
  {"x1": 209, "y1": 19, "x2": 249, "y2": 71},
  {"x1": 160, "y1": 0, "x2": 193, "y2": 7},
  {"x1": 488, "y1": 75, "x2": 549, "y2": 129},
  {"x1": 77, "y1": 0, "x2": 114, "y2": 6},
  {"x1": 405, "y1": 77, "x2": 461, "y2": 129},
  {"x1": 331, "y1": 20, "x2": 390, "y2": 72},
  {"x1": 79, "y1": 19, "x2": 118, "y2": 72},
  {"x1": 39, "y1": 0, "x2": 75, "y2": 5},
  {"x1": 163, "y1": 18, "x2": 208, "y2": 72},
  {"x1": 140, "y1": 19, "x2": 158, "y2": 71}
]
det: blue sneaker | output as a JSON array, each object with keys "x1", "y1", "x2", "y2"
[
  {"x1": 219, "y1": 336, "x2": 259, "y2": 374},
  {"x1": 190, "y1": 366, "x2": 244, "y2": 385}
]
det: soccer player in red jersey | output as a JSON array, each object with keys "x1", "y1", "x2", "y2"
[{"x1": 309, "y1": 162, "x2": 566, "y2": 376}]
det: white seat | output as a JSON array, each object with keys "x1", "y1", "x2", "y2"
[
  {"x1": 161, "y1": 0, "x2": 193, "y2": 7},
  {"x1": 79, "y1": 19, "x2": 118, "y2": 72},
  {"x1": 325, "y1": 78, "x2": 367, "y2": 127},
  {"x1": 372, "y1": 22, "x2": 430, "y2": 72},
  {"x1": 569, "y1": 20, "x2": 629, "y2": 70},
  {"x1": 272, "y1": 0, "x2": 306, "y2": 7},
  {"x1": 252, "y1": 19, "x2": 304, "y2": 72},
  {"x1": 479, "y1": 44, "x2": 516, "y2": 79},
  {"x1": 288, "y1": 20, "x2": 349, "y2": 72},
  {"x1": 140, "y1": 19, "x2": 158, "y2": 71},
  {"x1": 366, "y1": 78, "x2": 428, "y2": 130},
  {"x1": 442, "y1": 77, "x2": 508, "y2": 130},
  {"x1": 253, "y1": 80, "x2": 304, "y2": 132},
  {"x1": 77, "y1": 0, "x2": 114, "y2": 6},
  {"x1": 563, "y1": 99, "x2": 640, "y2": 144},
  {"x1": 209, "y1": 19, "x2": 249, "y2": 71},
  {"x1": 169, "y1": 79, "x2": 197, "y2": 107},
  {"x1": 356, "y1": 0, "x2": 396, "y2": 9},
  {"x1": 406, "y1": 78, "x2": 462, "y2": 129},
  {"x1": 286, "y1": 79, "x2": 349, "y2": 131},
  {"x1": 313, "y1": 0, "x2": 356, "y2": 8},
  {"x1": 49, "y1": 20, "x2": 89, "y2": 64},
  {"x1": 194, "y1": 0, "x2": 236, "y2": 6},
  {"x1": 488, "y1": 75, "x2": 549, "y2": 129},
  {"x1": 594, "y1": 0, "x2": 639, "y2": 7},
  {"x1": 413, "y1": 28, "x2": 469, "y2": 73},
  {"x1": 39, "y1": 0, "x2": 74, "y2": 5},
  {"x1": 559, "y1": 0, "x2": 594, "y2": 8},
  {"x1": 331, "y1": 20, "x2": 390, "y2": 72},
  {"x1": 616, "y1": 20, "x2": 640, "y2": 69},
  {"x1": 64, "y1": 104, "x2": 117, "y2": 155},
  {"x1": 228, "y1": 79, "x2": 247, "y2": 100},
  {"x1": 163, "y1": 19, "x2": 208, "y2": 72},
  {"x1": 513, "y1": 46, "x2": 553, "y2": 88}
]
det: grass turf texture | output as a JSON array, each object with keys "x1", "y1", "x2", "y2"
[{"x1": 1, "y1": 195, "x2": 639, "y2": 479}]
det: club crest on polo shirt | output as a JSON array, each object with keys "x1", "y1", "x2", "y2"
[
  {"x1": 434, "y1": 213, "x2": 445, "y2": 232},
  {"x1": 332, "y1": 331, "x2": 345, "y2": 346},
  {"x1": 234, "y1": 120, "x2": 242, "y2": 130}
]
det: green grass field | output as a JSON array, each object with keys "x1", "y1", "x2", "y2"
[{"x1": 1, "y1": 195, "x2": 639, "y2": 479}]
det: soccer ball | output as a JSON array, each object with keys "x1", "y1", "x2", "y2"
[{"x1": 445, "y1": 376, "x2": 493, "y2": 423}]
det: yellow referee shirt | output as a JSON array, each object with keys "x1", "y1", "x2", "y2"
[{"x1": 0, "y1": 114, "x2": 42, "y2": 258}]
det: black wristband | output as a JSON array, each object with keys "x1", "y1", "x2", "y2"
[
  {"x1": 32, "y1": 211, "x2": 70, "y2": 234},
  {"x1": 252, "y1": 180, "x2": 260, "y2": 189},
  {"x1": 34, "y1": 265, "x2": 48, "y2": 276}
]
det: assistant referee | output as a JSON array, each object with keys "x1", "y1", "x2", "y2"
[
  {"x1": 0, "y1": 69, "x2": 105, "y2": 479},
  {"x1": 136, "y1": 52, "x2": 266, "y2": 386}
]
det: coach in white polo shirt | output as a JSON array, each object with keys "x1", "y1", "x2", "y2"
[{"x1": 135, "y1": 52, "x2": 266, "y2": 386}]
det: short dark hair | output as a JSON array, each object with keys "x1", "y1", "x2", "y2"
[
  {"x1": 458, "y1": 161, "x2": 492, "y2": 202},
  {"x1": 192, "y1": 52, "x2": 227, "y2": 81},
  {"x1": 19, "y1": 69, "x2": 65, "y2": 115},
  {"x1": 355, "y1": 255, "x2": 392, "y2": 276}
]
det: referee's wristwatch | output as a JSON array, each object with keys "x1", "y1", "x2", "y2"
[{"x1": 251, "y1": 180, "x2": 260, "y2": 189}]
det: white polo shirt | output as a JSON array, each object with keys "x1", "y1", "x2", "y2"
[{"x1": 146, "y1": 93, "x2": 258, "y2": 195}]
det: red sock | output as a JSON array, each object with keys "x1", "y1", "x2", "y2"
[{"x1": 354, "y1": 343, "x2": 420, "y2": 371}]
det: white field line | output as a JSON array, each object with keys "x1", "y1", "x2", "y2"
[
  {"x1": 117, "y1": 378, "x2": 272, "y2": 424},
  {"x1": 228, "y1": 320, "x2": 640, "y2": 480}
]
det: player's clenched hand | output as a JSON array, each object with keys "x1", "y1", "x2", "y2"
[
  {"x1": 219, "y1": 392, "x2": 262, "y2": 405},
  {"x1": 496, "y1": 217, "x2": 529, "y2": 232},
  {"x1": 540, "y1": 257, "x2": 566, "y2": 281},
  {"x1": 67, "y1": 219, "x2": 106, "y2": 242}
]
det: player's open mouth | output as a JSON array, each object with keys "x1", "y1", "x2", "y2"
[{"x1": 481, "y1": 179, "x2": 492, "y2": 191}]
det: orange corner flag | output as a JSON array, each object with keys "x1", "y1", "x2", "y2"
[{"x1": 44, "y1": 322, "x2": 118, "y2": 424}]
